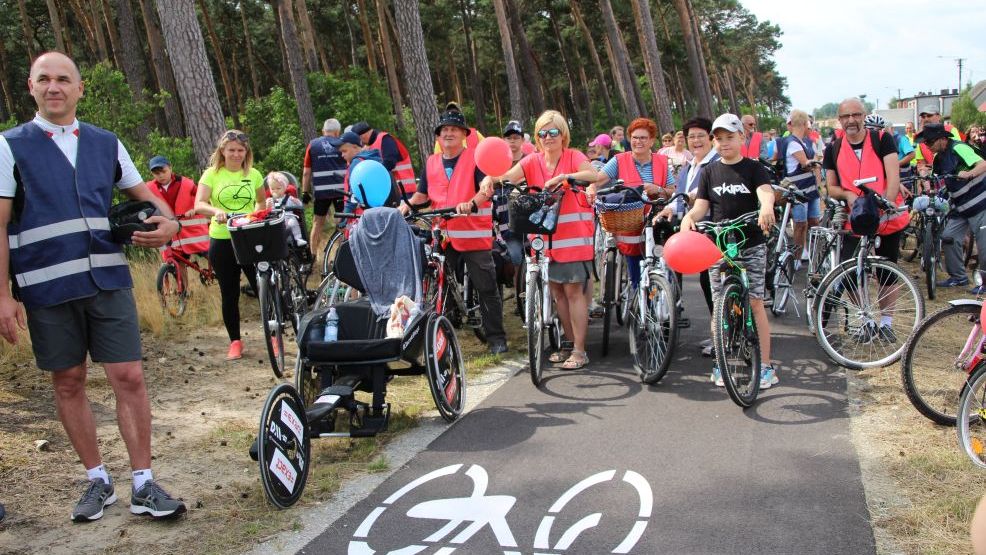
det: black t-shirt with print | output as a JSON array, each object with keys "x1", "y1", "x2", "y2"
[
  {"x1": 696, "y1": 157, "x2": 772, "y2": 246},
  {"x1": 822, "y1": 131, "x2": 898, "y2": 172}
]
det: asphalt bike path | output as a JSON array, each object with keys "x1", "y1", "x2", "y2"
[{"x1": 303, "y1": 278, "x2": 875, "y2": 554}]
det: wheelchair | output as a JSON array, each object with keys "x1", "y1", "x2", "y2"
[{"x1": 251, "y1": 209, "x2": 466, "y2": 508}]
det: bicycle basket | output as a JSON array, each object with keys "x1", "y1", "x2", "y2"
[
  {"x1": 228, "y1": 210, "x2": 288, "y2": 265},
  {"x1": 508, "y1": 193, "x2": 562, "y2": 235},
  {"x1": 595, "y1": 192, "x2": 645, "y2": 235}
]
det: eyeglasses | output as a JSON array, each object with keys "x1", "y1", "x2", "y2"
[
  {"x1": 632, "y1": 136, "x2": 652, "y2": 142},
  {"x1": 686, "y1": 134, "x2": 709, "y2": 140},
  {"x1": 837, "y1": 112, "x2": 864, "y2": 121},
  {"x1": 224, "y1": 131, "x2": 249, "y2": 143},
  {"x1": 537, "y1": 128, "x2": 562, "y2": 139}
]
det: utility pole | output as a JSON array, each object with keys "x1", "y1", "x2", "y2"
[{"x1": 937, "y1": 56, "x2": 967, "y2": 92}]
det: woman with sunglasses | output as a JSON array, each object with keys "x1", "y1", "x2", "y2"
[
  {"x1": 481, "y1": 110, "x2": 599, "y2": 370},
  {"x1": 658, "y1": 130, "x2": 693, "y2": 173},
  {"x1": 195, "y1": 130, "x2": 266, "y2": 360}
]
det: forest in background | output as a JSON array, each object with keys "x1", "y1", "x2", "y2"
[{"x1": 0, "y1": 0, "x2": 789, "y2": 179}]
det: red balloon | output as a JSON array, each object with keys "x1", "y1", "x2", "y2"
[
  {"x1": 663, "y1": 230, "x2": 722, "y2": 274},
  {"x1": 474, "y1": 137, "x2": 514, "y2": 177}
]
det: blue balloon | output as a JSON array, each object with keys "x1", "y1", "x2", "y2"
[{"x1": 349, "y1": 160, "x2": 392, "y2": 208}]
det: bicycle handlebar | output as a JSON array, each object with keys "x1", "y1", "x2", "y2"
[
  {"x1": 694, "y1": 211, "x2": 760, "y2": 234},
  {"x1": 771, "y1": 182, "x2": 809, "y2": 204},
  {"x1": 856, "y1": 184, "x2": 898, "y2": 212}
]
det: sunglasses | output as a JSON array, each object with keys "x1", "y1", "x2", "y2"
[
  {"x1": 537, "y1": 128, "x2": 562, "y2": 139},
  {"x1": 837, "y1": 112, "x2": 864, "y2": 120},
  {"x1": 224, "y1": 131, "x2": 249, "y2": 143}
]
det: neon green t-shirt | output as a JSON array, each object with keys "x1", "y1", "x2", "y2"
[{"x1": 199, "y1": 166, "x2": 264, "y2": 239}]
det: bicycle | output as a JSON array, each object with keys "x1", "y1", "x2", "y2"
[
  {"x1": 803, "y1": 198, "x2": 848, "y2": 335},
  {"x1": 811, "y1": 179, "x2": 924, "y2": 370},
  {"x1": 157, "y1": 243, "x2": 215, "y2": 317},
  {"x1": 764, "y1": 181, "x2": 808, "y2": 317},
  {"x1": 595, "y1": 190, "x2": 629, "y2": 358},
  {"x1": 694, "y1": 210, "x2": 765, "y2": 408},
  {"x1": 596, "y1": 184, "x2": 686, "y2": 384},
  {"x1": 957, "y1": 352, "x2": 986, "y2": 468},
  {"x1": 911, "y1": 176, "x2": 955, "y2": 300}
]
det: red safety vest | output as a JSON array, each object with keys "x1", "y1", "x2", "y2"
[
  {"x1": 370, "y1": 130, "x2": 416, "y2": 197},
  {"x1": 612, "y1": 152, "x2": 669, "y2": 256},
  {"x1": 835, "y1": 132, "x2": 910, "y2": 235},
  {"x1": 741, "y1": 131, "x2": 763, "y2": 159},
  {"x1": 148, "y1": 176, "x2": 210, "y2": 257},
  {"x1": 426, "y1": 148, "x2": 493, "y2": 251},
  {"x1": 521, "y1": 149, "x2": 594, "y2": 263}
]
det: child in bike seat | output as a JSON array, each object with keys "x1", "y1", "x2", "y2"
[
  {"x1": 679, "y1": 113, "x2": 777, "y2": 389},
  {"x1": 266, "y1": 171, "x2": 307, "y2": 247}
]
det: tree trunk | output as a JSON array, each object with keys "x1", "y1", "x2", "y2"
[
  {"x1": 100, "y1": 0, "x2": 123, "y2": 68},
  {"x1": 46, "y1": 0, "x2": 68, "y2": 54},
  {"x1": 599, "y1": 0, "x2": 641, "y2": 119},
  {"x1": 294, "y1": 0, "x2": 320, "y2": 72},
  {"x1": 375, "y1": 0, "x2": 404, "y2": 129},
  {"x1": 490, "y1": 0, "x2": 524, "y2": 123},
  {"x1": 271, "y1": 1, "x2": 291, "y2": 78},
  {"x1": 66, "y1": 0, "x2": 99, "y2": 59},
  {"x1": 458, "y1": 0, "x2": 486, "y2": 134},
  {"x1": 355, "y1": 0, "x2": 377, "y2": 72},
  {"x1": 239, "y1": 0, "x2": 261, "y2": 98},
  {"x1": 504, "y1": 0, "x2": 544, "y2": 117},
  {"x1": 17, "y1": 0, "x2": 35, "y2": 62},
  {"x1": 88, "y1": 0, "x2": 110, "y2": 61},
  {"x1": 547, "y1": 3, "x2": 588, "y2": 136},
  {"x1": 570, "y1": 1, "x2": 614, "y2": 123},
  {"x1": 0, "y1": 36, "x2": 16, "y2": 119},
  {"x1": 198, "y1": 0, "x2": 239, "y2": 128},
  {"x1": 155, "y1": 0, "x2": 225, "y2": 168},
  {"x1": 690, "y1": 4, "x2": 715, "y2": 113},
  {"x1": 723, "y1": 66, "x2": 740, "y2": 116},
  {"x1": 672, "y1": 0, "x2": 712, "y2": 117},
  {"x1": 392, "y1": 0, "x2": 438, "y2": 167},
  {"x1": 275, "y1": 0, "x2": 318, "y2": 144},
  {"x1": 139, "y1": 0, "x2": 184, "y2": 136},
  {"x1": 113, "y1": 0, "x2": 150, "y2": 140},
  {"x1": 631, "y1": 0, "x2": 673, "y2": 133}
]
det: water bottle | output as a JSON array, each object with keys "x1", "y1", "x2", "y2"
[
  {"x1": 528, "y1": 207, "x2": 545, "y2": 225},
  {"x1": 541, "y1": 206, "x2": 558, "y2": 231},
  {"x1": 323, "y1": 307, "x2": 339, "y2": 342}
]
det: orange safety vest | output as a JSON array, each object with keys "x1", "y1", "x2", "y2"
[
  {"x1": 612, "y1": 152, "x2": 669, "y2": 256},
  {"x1": 148, "y1": 176, "x2": 210, "y2": 257},
  {"x1": 741, "y1": 131, "x2": 763, "y2": 159},
  {"x1": 521, "y1": 149, "x2": 594, "y2": 263},
  {"x1": 426, "y1": 148, "x2": 493, "y2": 251},
  {"x1": 835, "y1": 132, "x2": 910, "y2": 235},
  {"x1": 370, "y1": 130, "x2": 416, "y2": 197}
]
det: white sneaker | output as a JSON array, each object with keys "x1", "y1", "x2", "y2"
[
  {"x1": 710, "y1": 367, "x2": 725, "y2": 387},
  {"x1": 760, "y1": 366, "x2": 779, "y2": 389}
]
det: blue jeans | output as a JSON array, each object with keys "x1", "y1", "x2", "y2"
[{"x1": 626, "y1": 255, "x2": 642, "y2": 287}]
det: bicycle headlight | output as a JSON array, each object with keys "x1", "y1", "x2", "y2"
[
  {"x1": 257, "y1": 261, "x2": 270, "y2": 272},
  {"x1": 531, "y1": 237, "x2": 545, "y2": 252}
]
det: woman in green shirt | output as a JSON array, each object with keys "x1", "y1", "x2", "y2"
[{"x1": 194, "y1": 130, "x2": 265, "y2": 360}]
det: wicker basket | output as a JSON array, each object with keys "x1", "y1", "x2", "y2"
[{"x1": 595, "y1": 197, "x2": 645, "y2": 235}]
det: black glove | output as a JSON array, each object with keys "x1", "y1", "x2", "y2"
[{"x1": 302, "y1": 192, "x2": 313, "y2": 205}]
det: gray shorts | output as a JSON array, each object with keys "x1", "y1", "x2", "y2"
[
  {"x1": 549, "y1": 260, "x2": 592, "y2": 285},
  {"x1": 26, "y1": 289, "x2": 142, "y2": 371},
  {"x1": 708, "y1": 244, "x2": 768, "y2": 300}
]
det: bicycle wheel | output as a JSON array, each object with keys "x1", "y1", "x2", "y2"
[
  {"x1": 257, "y1": 383, "x2": 310, "y2": 508},
  {"x1": 901, "y1": 215, "x2": 922, "y2": 262},
  {"x1": 601, "y1": 250, "x2": 616, "y2": 357},
  {"x1": 901, "y1": 303, "x2": 981, "y2": 425},
  {"x1": 771, "y1": 254, "x2": 796, "y2": 317},
  {"x1": 515, "y1": 258, "x2": 527, "y2": 321},
  {"x1": 957, "y1": 363, "x2": 986, "y2": 468},
  {"x1": 814, "y1": 257, "x2": 924, "y2": 369},
  {"x1": 156, "y1": 263, "x2": 187, "y2": 317},
  {"x1": 425, "y1": 315, "x2": 466, "y2": 422},
  {"x1": 526, "y1": 270, "x2": 546, "y2": 386},
  {"x1": 923, "y1": 222, "x2": 937, "y2": 300},
  {"x1": 632, "y1": 273, "x2": 679, "y2": 385},
  {"x1": 259, "y1": 275, "x2": 287, "y2": 378},
  {"x1": 616, "y1": 256, "x2": 630, "y2": 326},
  {"x1": 713, "y1": 281, "x2": 761, "y2": 407},
  {"x1": 320, "y1": 231, "x2": 344, "y2": 280},
  {"x1": 463, "y1": 273, "x2": 487, "y2": 343}
]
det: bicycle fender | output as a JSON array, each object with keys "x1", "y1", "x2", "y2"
[{"x1": 948, "y1": 299, "x2": 983, "y2": 308}]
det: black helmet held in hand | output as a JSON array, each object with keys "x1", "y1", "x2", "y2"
[{"x1": 109, "y1": 200, "x2": 160, "y2": 244}]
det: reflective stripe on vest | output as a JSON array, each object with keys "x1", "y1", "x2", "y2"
[
  {"x1": 148, "y1": 176, "x2": 210, "y2": 256},
  {"x1": 9, "y1": 217, "x2": 110, "y2": 248},
  {"x1": 15, "y1": 253, "x2": 128, "y2": 288},
  {"x1": 425, "y1": 149, "x2": 493, "y2": 251},
  {"x1": 371, "y1": 131, "x2": 416, "y2": 195},
  {"x1": 521, "y1": 149, "x2": 594, "y2": 262},
  {"x1": 309, "y1": 136, "x2": 347, "y2": 199},
  {"x1": 835, "y1": 131, "x2": 910, "y2": 234}
]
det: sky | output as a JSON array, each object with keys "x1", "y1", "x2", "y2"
[{"x1": 740, "y1": 0, "x2": 986, "y2": 113}]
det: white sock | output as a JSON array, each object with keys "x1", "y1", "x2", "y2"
[
  {"x1": 132, "y1": 469, "x2": 153, "y2": 492},
  {"x1": 880, "y1": 316, "x2": 893, "y2": 327},
  {"x1": 86, "y1": 464, "x2": 110, "y2": 484}
]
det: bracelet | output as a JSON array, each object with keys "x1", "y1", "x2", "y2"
[
  {"x1": 170, "y1": 217, "x2": 182, "y2": 233},
  {"x1": 470, "y1": 200, "x2": 478, "y2": 212}
]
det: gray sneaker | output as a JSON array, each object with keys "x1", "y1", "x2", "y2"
[
  {"x1": 130, "y1": 480, "x2": 186, "y2": 519},
  {"x1": 72, "y1": 478, "x2": 116, "y2": 522}
]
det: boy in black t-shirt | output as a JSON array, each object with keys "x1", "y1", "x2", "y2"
[{"x1": 681, "y1": 113, "x2": 778, "y2": 389}]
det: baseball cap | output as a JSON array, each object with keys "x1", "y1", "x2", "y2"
[
  {"x1": 711, "y1": 113, "x2": 743, "y2": 134},
  {"x1": 588, "y1": 133, "x2": 612, "y2": 148},
  {"x1": 351, "y1": 121, "x2": 372, "y2": 135},
  {"x1": 919, "y1": 105, "x2": 941, "y2": 116},
  {"x1": 339, "y1": 131, "x2": 363, "y2": 147},
  {"x1": 503, "y1": 120, "x2": 523, "y2": 137},
  {"x1": 148, "y1": 155, "x2": 170, "y2": 171}
]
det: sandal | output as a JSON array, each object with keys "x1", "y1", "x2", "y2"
[
  {"x1": 560, "y1": 350, "x2": 589, "y2": 370},
  {"x1": 549, "y1": 341, "x2": 575, "y2": 363}
]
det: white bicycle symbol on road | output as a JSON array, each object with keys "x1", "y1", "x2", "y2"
[{"x1": 348, "y1": 464, "x2": 652, "y2": 554}]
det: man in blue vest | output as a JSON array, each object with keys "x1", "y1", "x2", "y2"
[
  {"x1": 301, "y1": 118, "x2": 346, "y2": 261},
  {"x1": 0, "y1": 52, "x2": 185, "y2": 522}
]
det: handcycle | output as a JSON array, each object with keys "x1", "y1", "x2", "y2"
[
  {"x1": 228, "y1": 209, "x2": 314, "y2": 378},
  {"x1": 595, "y1": 184, "x2": 686, "y2": 384},
  {"x1": 811, "y1": 179, "x2": 924, "y2": 369},
  {"x1": 157, "y1": 241, "x2": 215, "y2": 318},
  {"x1": 251, "y1": 207, "x2": 465, "y2": 509},
  {"x1": 764, "y1": 181, "x2": 809, "y2": 317},
  {"x1": 694, "y1": 211, "x2": 765, "y2": 408}
]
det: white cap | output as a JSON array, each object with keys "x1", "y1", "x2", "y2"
[{"x1": 712, "y1": 113, "x2": 743, "y2": 133}]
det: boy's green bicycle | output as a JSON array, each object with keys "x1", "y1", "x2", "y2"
[{"x1": 695, "y1": 210, "x2": 764, "y2": 408}]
